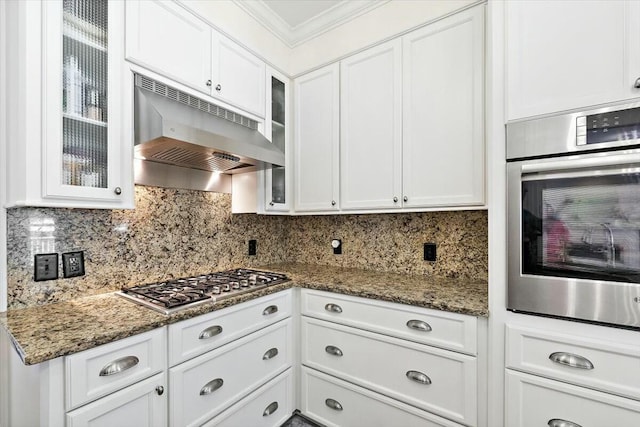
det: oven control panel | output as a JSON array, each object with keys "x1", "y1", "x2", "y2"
[{"x1": 577, "y1": 106, "x2": 640, "y2": 146}]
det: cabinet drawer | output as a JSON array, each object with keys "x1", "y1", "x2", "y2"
[
  {"x1": 506, "y1": 324, "x2": 640, "y2": 400},
  {"x1": 506, "y1": 370, "x2": 640, "y2": 427},
  {"x1": 66, "y1": 328, "x2": 166, "y2": 410},
  {"x1": 170, "y1": 319, "x2": 292, "y2": 427},
  {"x1": 203, "y1": 369, "x2": 293, "y2": 427},
  {"x1": 301, "y1": 289, "x2": 477, "y2": 354},
  {"x1": 301, "y1": 317, "x2": 477, "y2": 425},
  {"x1": 66, "y1": 372, "x2": 167, "y2": 427},
  {"x1": 168, "y1": 290, "x2": 291, "y2": 366},
  {"x1": 301, "y1": 367, "x2": 462, "y2": 427}
]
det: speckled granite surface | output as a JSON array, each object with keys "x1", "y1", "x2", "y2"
[
  {"x1": 0, "y1": 264, "x2": 487, "y2": 365},
  {"x1": 6, "y1": 186, "x2": 487, "y2": 309}
]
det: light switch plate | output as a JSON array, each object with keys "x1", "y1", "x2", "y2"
[{"x1": 34, "y1": 253, "x2": 59, "y2": 281}]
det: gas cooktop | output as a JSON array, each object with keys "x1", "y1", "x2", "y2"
[{"x1": 118, "y1": 268, "x2": 290, "y2": 314}]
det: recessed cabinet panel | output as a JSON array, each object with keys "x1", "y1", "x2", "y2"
[
  {"x1": 340, "y1": 39, "x2": 402, "y2": 210},
  {"x1": 294, "y1": 64, "x2": 340, "y2": 212},
  {"x1": 125, "y1": 0, "x2": 211, "y2": 94},
  {"x1": 506, "y1": 370, "x2": 640, "y2": 427},
  {"x1": 506, "y1": 0, "x2": 640, "y2": 120},
  {"x1": 402, "y1": 5, "x2": 485, "y2": 208}
]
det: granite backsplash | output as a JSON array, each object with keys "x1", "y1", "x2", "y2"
[{"x1": 6, "y1": 186, "x2": 487, "y2": 309}]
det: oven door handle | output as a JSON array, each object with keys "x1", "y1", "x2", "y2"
[{"x1": 521, "y1": 152, "x2": 640, "y2": 174}]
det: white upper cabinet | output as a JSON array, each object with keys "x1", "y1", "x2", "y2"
[
  {"x1": 402, "y1": 5, "x2": 485, "y2": 208},
  {"x1": 506, "y1": 0, "x2": 640, "y2": 121},
  {"x1": 294, "y1": 64, "x2": 340, "y2": 212},
  {"x1": 5, "y1": 0, "x2": 133, "y2": 209},
  {"x1": 125, "y1": 0, "x2": 212, "y2": 94},
  {"x1": 340, "y1": 39, "x2": 402, "y2": 211},
  {"x1": 125, "y1": 0, "x2": 265, "y2": 118},
  {"x1": 212, "y1": 32, "x2": 266, "y2": 118}
]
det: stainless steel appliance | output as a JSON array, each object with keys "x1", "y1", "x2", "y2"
[
  {"x1": 118, "y1": 268, "x2": 290, "y2": 314},
  {"x1": 507, "y1": 101, "x2": 640, "y2": 328},
  {"x1": 133, "y1": 74, "x2": 284, "y2": 192}
]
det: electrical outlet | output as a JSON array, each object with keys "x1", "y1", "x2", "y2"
[
  {"x1": 248, "y1": 239, "x2": 257, "y2": 256},
  {"x1": 424, "y1": 243, "x2": 437, "y2": 262},
  {"x1": 34, "y1": 253, "x2": 59, "y2": 281},
  {"x1": 332, "y1": 239, "x2": 342, "y2": 255},
  {"x1": 62, "y1": 251, "x2": 85, "y2": 278}
]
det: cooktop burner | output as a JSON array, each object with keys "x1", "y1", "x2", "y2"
[{"x1": 118, "y1": 268, "x2": 290, "y2": 314}]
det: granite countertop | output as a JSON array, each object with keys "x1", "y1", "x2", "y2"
[{"x1": 0, "y1": 263, "x2": 488, "y2": 365}]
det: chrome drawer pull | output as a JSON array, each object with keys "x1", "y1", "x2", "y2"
[
  {"x1": 406, "y1": 319, "x2": 432, "y2": 332},
  {"x1": 325, "y1": 398, "x2": 343, "y2": 411},
  {"x1": 198, "y1": 325, "x2": 223, "y2": 340},
  {"x1": 99, "y1": 356, "x2": 139, "y2": 377},
  {"x1": 200, "y1": 378, "x2": 224, "y2": 395},
  {"x1": 263, "y1": 401, "x2": 279, "y2": 417},
  {"x1": 406, "y1": 370, "x2": 432, "y2": 385},
  {"x1": 548, "y1": 419, "x2": 583, "y2": 427},
  {"x1": 549, "y1": 352, "x2": 594, "y2": 370},
  {"x1": 262, "y1": 347, "x2": 279, "y2": 360},
  {"x1": 325, "y1": 345, "x2": 343, "y2": 357},
  {"x1": 325, "y1": 303, "x2": 343, "y2": 313},
  {"x1": 263, "y1": 305, "x2": 278, "y2": 316}
]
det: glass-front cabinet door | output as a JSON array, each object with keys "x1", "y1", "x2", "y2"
[
  {"x1": 265, "y1": 67, "x2": 290, "y2": 212},
  {"x1": 42, "y1": 0, "x2": 131, "y2": 207}
]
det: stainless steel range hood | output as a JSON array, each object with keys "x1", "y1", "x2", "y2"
[{"x1": 134, "y1": 75, "x2": 284, "y2": 181}]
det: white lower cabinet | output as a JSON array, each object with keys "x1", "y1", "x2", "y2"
[
  {"x1": 302, "y1": 367, "x2": 461, "y2": 427},
  {"x1": 506, "y1": 370, "x2": 640, "y2": 427},
  {"x1": 203, "y1": 369, "x2": 293, "y2": 427},
  {"x1": 299, "y1": 289, "x2": 480, "y2": 427},
  {"x1": 505, "y1": 319, "x2": 640, "y2": 426},
  {"x1": 169, "y1": 318, "x2": 293, "y2": 427},
  {"x1": 66, "y1": 372, "x2": 167, "y2": 427}
]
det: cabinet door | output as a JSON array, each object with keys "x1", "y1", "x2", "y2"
[
  {"x1": 264, "y1": 67, "x2": 290, "y2": 212},
  {"x1": 125, "y1": 0, "x2": 211, "y2": 94},
  {"x1": 506, "y1": 0, "x2": 640, "y2": 120},
  {"x1": 66, "y1": 372, "x2": 167, "y2": 427},
  {"x1": 211, "y1": 31, "x2": 266, "y2": 118},
  {"x1": 505, "y1": 370, "x2": 640, "y2": 427},
  {"x1": 42, "y1": 0, "x2": 132, "y2": 207},
  {"x1": 402, "y1": 5, "x2": 485, "y2": 208},
  {"x1": 294, "y1": 64, "x2": 340, "y2": 212},
  {"x1": 340, "y1": 39, "x2": 402, "y2": 210}
]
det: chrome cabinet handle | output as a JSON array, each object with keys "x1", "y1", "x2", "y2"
[
  {"x1": 403, "y1": 196, "x2": 408, "y2": 202},
  {"x1": 406, "y1": 319, "x2": 432, "y2": 332},
  {"x1": 635, "y1": 77, "x2": 640, "y2": 89},
  {"x1": 331, "y1": 200, "x2": 336, "y2": 206},
  {"x1": 325, "y1": 398, "x2": 343, "y2": 411},
  {"x1": 263, "y1": 401, "x2": 279, "y2": 417},
  {"x1": 548, "y1": 419, "x2": 583, "y2": 427},
  {"x1": 206, "y1": 80, "x2": 212, "y2": 87},
  {"x1": 325, "y1": 345, "x2": 343, "y2": 356},
  {"x1": 199, "y1": 325, "x2": 223, "y2": 340},
  {"x1": 393, "y1": 196, "x2": 398, "y2": 203},
  {"x1": 406, "y1": 370, "x2": 432, "y2": 385},
  {"x1": 99, "y1": 355, "x2": 139, "y2": 376},
  {"x1": 263, "y1": 305, "x2": 278, "y2": 316},
  {"x1": 200, "y1": 378, "x2": 224, "y2": 395},
  {"x1": 262, "y1": 347, "x2": 279, "y2": 360},
  {"x1": 155, "y1": 386, "x2": 164, "y2": 396},
  {"x1": 549, "y1": 352, "x2": 594, "y2": 370},
  {"x1": 114, "y1": 187, "x2": 122, "y2": 195},
  {"x1": 325, "y1": 303, "x2": 342, "y2": 313},
  {"x1": 215, "y1": 84, "x2": 222, "y2": 92}
]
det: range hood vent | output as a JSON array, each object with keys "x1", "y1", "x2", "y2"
[{"x1": 134, "y1": 74, "x2": 284, "y2": 175}]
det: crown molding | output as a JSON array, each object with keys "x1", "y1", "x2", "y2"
[{"x1": 234, "y1": 0, "x2": 390, "y2": 48}]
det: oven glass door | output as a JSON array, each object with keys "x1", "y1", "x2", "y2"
[{"x1": 521, "y1": 159, "x2": 640, "y2": 284}]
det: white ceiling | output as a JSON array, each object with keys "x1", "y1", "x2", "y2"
[{"x1": 234, "y1": 0, "x2": 389, "y2": 47}]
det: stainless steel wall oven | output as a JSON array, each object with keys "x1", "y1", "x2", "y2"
[{"x1": 507, "y1": 101, "x2": 640, "y2": 328}]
